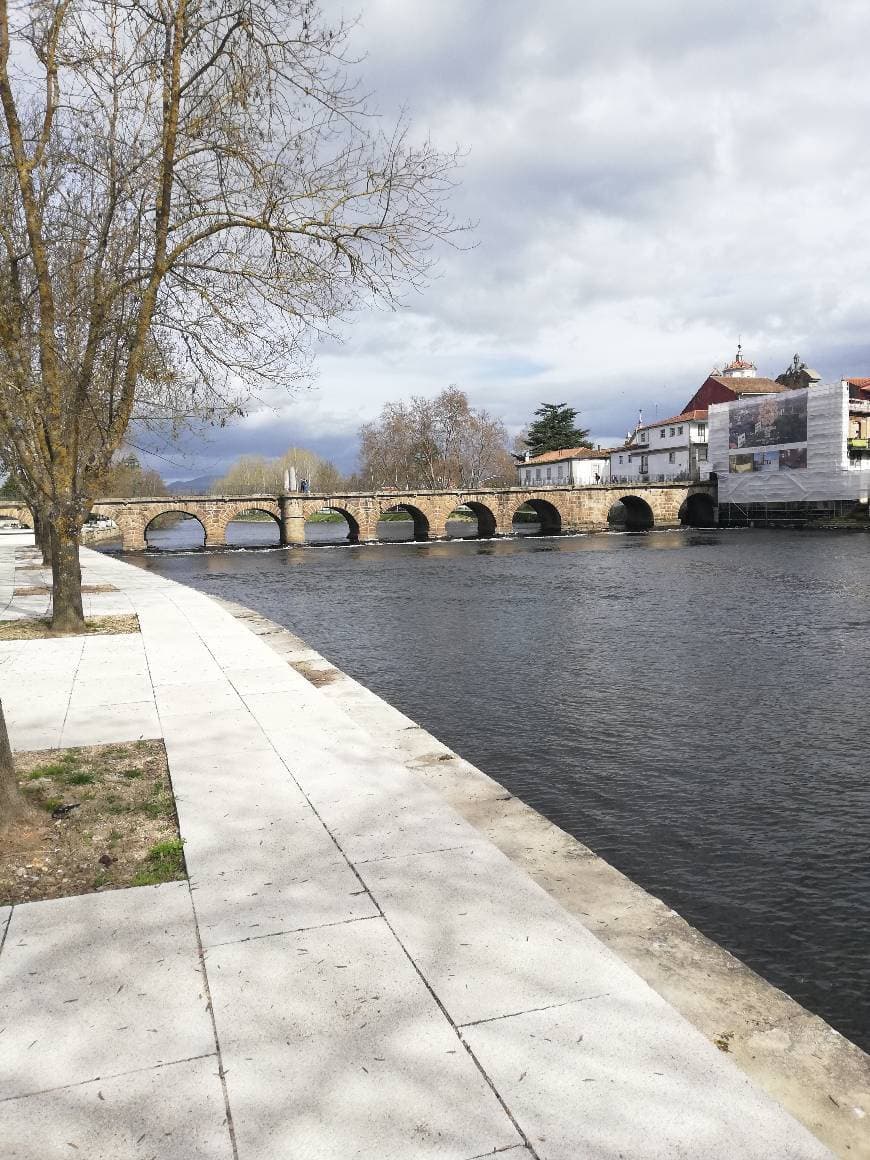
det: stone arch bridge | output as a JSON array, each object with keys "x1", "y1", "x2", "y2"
[{"x1": 0, "y1": 482, "x2": 715, "y2": 550}]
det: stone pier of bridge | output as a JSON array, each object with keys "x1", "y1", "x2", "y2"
[{"x1": 0, "y1": 482, "x2": 716, "y2": 551}]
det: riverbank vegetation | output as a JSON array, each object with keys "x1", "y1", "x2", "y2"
[{"x1": 0, "y1": 740, "x2": 184, "y2": 905}]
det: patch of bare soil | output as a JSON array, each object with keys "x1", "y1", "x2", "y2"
[
  {"x1": 0, "y1": 614, "x2": 139, "y2": 640},
  {"x1": 291, "y1": 660, "x2": 340, "y2": 686},
  {"x1": 13, "y1": 584, "x2": 117, "y2": 596},
  {"x1": 1, "y1": 740, "x2": 184, "y2": 905}
]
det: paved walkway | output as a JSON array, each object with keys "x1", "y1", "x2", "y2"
[{"x1": 0, "y1": 546, "x2": 834, "y2": 1158}]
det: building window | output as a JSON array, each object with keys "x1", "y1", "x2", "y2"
[
  {"x1": 640, "y1": 454, "x2": 648, "y2": 473},
  {"x1": 660, "y1": 429, "x2": 666, "y2": 439},
  {"x1": 618, "y1": 455, "x2": 624, "y2": 464},
  {"x1": 698, "y1": 424, "x2": 707, "y2": 439},
  {"x1": 698, "y1": 447, "x2": 708, "y2": 461},
  {"x1": 535, "y1": 468, "x2": 541, "y2": 481},
  {"x1": 668, "y1": 451, "x2": 676, "y2": 463},
  {"x1": 546, "y1": 466, "x2": 552, "y2": 481},
  {"x1": 669, "y1": 427, "x2": 675, "y2": 436},
  {"x1": 640, "y1": 431, "x2": 647, "y2": 443},
  {"x1": 524, "y1": 470, "x2": 531, "y2": 484},
  {"x1": 677, "y1": 425, "x2": 684, "y2": 435}
]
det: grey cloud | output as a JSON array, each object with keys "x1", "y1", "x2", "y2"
[{"x1": 148, "y1": 1, "x2": 870, "y2": 480}]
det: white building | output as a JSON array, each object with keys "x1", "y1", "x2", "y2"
[
  {"x1": 708, "y1": 379, "x2": 870, "y2": 523},
  {"x1": 610, "y1": 410, "x2": 710, "y2": 483},
  {"x1": 516, "y1": 446, "x2": 612, "y2": 487}
]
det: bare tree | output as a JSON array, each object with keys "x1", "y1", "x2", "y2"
[
  {"x1": 102, "y1": 453, "x2": 168, "y2": 497},
  {"x1": 359, "y1": 387, "x2": 512, "y2": 489},
  {"x1": 212, "y1": 445, "x2": 343, "y2": 494},
  {"x1": 0, "y1": 0, "x2": 463, "y2": 631}
]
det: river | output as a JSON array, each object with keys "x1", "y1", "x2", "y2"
[{"x1": 110, "y1": 521, "x2": 870, "y2": 1050}]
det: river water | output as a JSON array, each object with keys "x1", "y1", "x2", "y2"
[{"x1": 114, "y1": 521, "x2": 870, "y2": 1050}]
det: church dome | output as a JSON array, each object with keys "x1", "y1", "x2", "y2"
[{"x1": 720, "y1": 342, "x2": 757, "y2": 378}]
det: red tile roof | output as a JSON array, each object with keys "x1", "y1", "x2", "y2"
[
  {"x1": 638, "y1": 408, "x2": 708, "y2": 432},
  {"x1": 524, "y1": 446, "x2": 613, "y2": 464},
  {"x1": 710, "y1": 375, "x2": 784, "y2": 395}
]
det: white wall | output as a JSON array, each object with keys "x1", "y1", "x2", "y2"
[
  {"x1": 709, "y1": 382, "x2": 870, "y2": 503},
  {"x1": 517, "y1": 456, "x2": 610, "y2": 486}
]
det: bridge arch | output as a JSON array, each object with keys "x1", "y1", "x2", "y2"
[
  {"x1": 679, "y1": 492, "x2": 716, "y2": 528},
  {"x1": 512, "y1": 498, "x2": 562, "y2": 535},
  {"x1": 305, "y1": 505, "x2": 361, "y2": 544},
  {"x1": 452, "y1": 500, "x2": 497, "y2": 538},
  {"x1": 144, "y1": 509, "x2": 207, "y2": 549},
  {"x1": 377, "y1": 503, "x2": 430, "y2": 542},
  {"x1": 608, "y1": 495, "x2": 654, "y2": 532},
  {"x1": 224, "y1": 506, "x2": 281, "y2": 547}
]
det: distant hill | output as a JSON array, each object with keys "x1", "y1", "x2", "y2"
[{"x1": 166, "y1": 474, "x2": 220, "y2": 495}]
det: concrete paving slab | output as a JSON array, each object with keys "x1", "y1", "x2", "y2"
[
  {"x1": 206, "y1": 916, "x2": 521, "y2": 1160},
  {"x1": 359, "y1": 844, "x2": 646, "y2": 1027},
  {"x1": 3, "y1": 1055, "x2": 233, "y2": 1160},
  {"x1": 461, "y1": 994, "x2": 833, "y2": 1159},
  {"x1": 223, "y1": 664, "x2": 310, "y2": 696},
  {"x1": 5, "y1": 708, "x2": 64, "y2": 751},
  {"x1": 308, "y1": 780, "x2": 484, "y2": 865},
  {"x1": 60, "y1": 701, "x2": 161, "y2": 747},
  {"x1": 152, "y1": 680, "x2": 242, "y2": 718},
  {"x1": 191, "y1": 846, "x2": 377, "y2": 947},
  {"x1": 67, "y1": 676, "x2": 154, "y2": 709},
  {"x1": 0, "y1": 883, "x2": 213, "y2": 1098}
]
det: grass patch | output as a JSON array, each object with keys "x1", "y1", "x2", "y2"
[
  {"x1": 131, "y1": 838, "x2": 186, "y2": 886},
  {"x1": 0, "y1": 614, "x2": 139, "y2": 640},
  {"x1": 1, "y1": 739, "x2": 182, "y2": 905},
  {"x1": 63, "y1": 771, "x2": 93, "y2": 786}
]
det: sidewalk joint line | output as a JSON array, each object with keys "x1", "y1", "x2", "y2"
[
  {"x1": 352, "y1": 864, "x2": 540, "y2": 1160},
  {"x1": 459, "y1": 993, "x2": 611, "y2": 1030},
  {"x1": 203, "y1": 912, "x2": 380, "y2": 949},
  {"x1": 57, "y1": 634, "x2": 86, "y2": 747},
  {"x1": 464, "y1": 1144, "x2": 531, "y2": 1159},
  {"x1": 0, "y1": 1052, "x2": 219, "y2": 1104},
  {"x1": 356, "y1": 843, "x2": 471, "y2": 865},
  {"x1": 0, "y1": 904, "x2": 13, "y2": 957},
  {"x1": 145, "y1": 629, "x2": 240, "y2": 1160}
]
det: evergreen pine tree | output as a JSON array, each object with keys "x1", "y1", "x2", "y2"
[{"x1": 525, "y1": 404, "x2": 591, "y2": 455}]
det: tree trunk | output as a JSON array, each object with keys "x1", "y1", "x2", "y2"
[
  {"x1": 0, "y1": 698, "x2": 34, "y2": 830},
  {"x1": 50, "y1": 522, "x2": 85, "y2": 633},
  {"x1": 33, "y1": 508, "x2": 52, "y2": 567}
]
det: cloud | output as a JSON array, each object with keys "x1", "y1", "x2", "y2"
[{"x1": 151, "y1": 0, "x2": 870, "y2": 478}]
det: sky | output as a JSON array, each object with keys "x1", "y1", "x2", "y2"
[{"x1": 145, "y1": 0, "x2": 870, "y2": 482}]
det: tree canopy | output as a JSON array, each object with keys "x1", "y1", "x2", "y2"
[
  {"x1": 0, "y1": 0, "x2": 463, "y2": 630},
  {"x1": 359, "y1": 387, "x2": 515, "y2": 490},
  {"x1": 525, "y1": 404, "x2": 591, "y2": 456}
]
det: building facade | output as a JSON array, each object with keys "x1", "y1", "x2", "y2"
[
  {"x1": 610, "y1": 410, "x2": 709, "y2": 483},
  {"x1": 610, "y1": 346, "x2": 790, "y2": 485},
  {"x1": 516, "y1": 447, "x2": 612, "y2": 487},
  {"x1": 708, "y1": 379, "x2": 870, "y2": 523}
]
